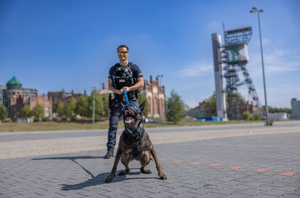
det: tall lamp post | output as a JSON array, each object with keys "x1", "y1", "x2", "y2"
[
  {"x1": 157, "y1": 75, "x2": 164, "y2": 123},
  {"x1": 250, "y1": 7, "x2": 269, "y2": 125},
  {"x1": 91, "y1": 86, "x2": 96, "y2": 125}
]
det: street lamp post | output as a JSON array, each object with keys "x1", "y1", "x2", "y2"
[
  {"x1": 157, "y1": 75, "x2": 164, "y2": 123},
  {"x1": 250, "y1": 7, "x2": 269, "y2": 125},
  {"x1": 91, "y1": 86, "x2": 96, "y2": 125}
]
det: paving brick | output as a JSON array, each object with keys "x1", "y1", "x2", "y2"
[{"x1": 1, "y1": 130, "x2": 300, "y2": 198}]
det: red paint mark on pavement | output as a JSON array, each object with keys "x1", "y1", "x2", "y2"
[
  {"x1": 213, "y1": 144, "x2": 219, "y2": 145},
  {"x1": 205, "y1": 164, "x2": 224, "y2": 167},
  {"x1": 279, "y1": 147, "x2": 287, "y2": 149},
  {"x1": 225, "y1": 144, "x2": 231, "y2": 146},
  {"x1": 187, "y1": 162, "x2": 203, "y2": 165},
  {"x1": 264, "y1": 146, "x2": 271, "y2": 147},
  {"x1": 250, "y1": 145, "x2": 257, "y2": 147},
  {"x1": 227, "y1": 166, "x2": 245, "y2": 170},
  {"x1": 295, "y1": 148, "x2": 300, "y2": 149},
  {"x1": 289, "y1": 138, "x2": 294, "y2": 139},
  {"x1": 159, "y1": 159, "x2": 170, "y2": 161},
  {"x1": 276, "y1": 171, "x2": 300, "y2": 177},
  {"x1": 249, "y1": 168, "x2": 271, "y2": 173},
  {"x1": 170, "y1": 160, "x2": 186, "y2": 163},
  {"x1": 237, "y1": 145, "x2": 243, "y2": 147}
]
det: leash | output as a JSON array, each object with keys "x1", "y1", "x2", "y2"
[{"x1": 123, "y1": 89, "x2": 129, "y2": 104}]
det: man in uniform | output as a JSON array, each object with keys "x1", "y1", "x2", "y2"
[{"x1": 105, "y1": 45, "x2": 144, "y2": 159}]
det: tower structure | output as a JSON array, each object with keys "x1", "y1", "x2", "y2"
[{"x1": 221, "y1": 27, "x2": 262, "y2": 119}]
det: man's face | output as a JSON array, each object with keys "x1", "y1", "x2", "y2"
[{"x1": 117, "y1": 47, "x2": 129, "y2": 62}]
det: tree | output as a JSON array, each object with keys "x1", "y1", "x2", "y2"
[
  {"x1": 65, "y1": 98, "x2": 77, "y2": 118},
  {"x1": 203, "y1": 92, "x2": 217, "y2": 116},
  {"x1": 88, "y1": 91, "x2": 105, "y2": 120},
  {"x1": 138, "y1": 93, "x2": 150, "y2": 117},
  {"x1": 0, "y1": 104, "x2": 8, "y2": 120},
  {"x1": 76, "y1": 95, "x2": 89, "y2": 117},
  {"x1": 56, "y1": 101, "x2": 65, "y2": 116},
  {"x1": 32, "y1": 102, "x2": 44, "y2": 120},
  {"x1": 166, "y1": 89, "x2": 186, "y2": 124},
  {"x1": 22, "y1": 104, "x2": 32, "y2": 118},
  {"x1": 100, "y1": 94, "x2": 110, "y2": 118}
]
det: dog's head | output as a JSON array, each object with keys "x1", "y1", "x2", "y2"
[{"x1": 122, "y1": 101, "x2": 145, "y2": 135}]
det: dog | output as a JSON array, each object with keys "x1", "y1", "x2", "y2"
[{"x1": 105, "y1": 101, "x2": 167, "y2": 183}]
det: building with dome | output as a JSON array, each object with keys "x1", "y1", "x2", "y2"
[{"x1": 1, "y1": 76, "x2": 38, "y2": 107}]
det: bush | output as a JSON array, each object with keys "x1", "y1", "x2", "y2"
[
  {"x1": 42, "y1": 117, "x2": 51, "y2": 122},
  {"x1": 60, "y1": 116, "x2": 68, "y2": 122},
  {"x1": 33, "y1": 118, "x2": 40, "y2": 122},
  {"x1": 253, "y1": 114, "x2": 261, "y2": 121},
  {"x1": 2, "y1": 118, "x2": 12, "y2": 123},
  {"x1": 52, "y1": 117, "x2": 59, "y2": 122},
  {"x1": 242, "y1": 112, "x2": 250, "y2": 120},
  {"x1": 249, "y1": 116, "x2": 254, "y2": 121},
  {"x1": 70, "y1": 115, "x2": 78, "y2": 122}
]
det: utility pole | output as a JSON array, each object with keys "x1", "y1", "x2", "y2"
[
  {"x1": 91, "y1": 86, "x2": 96, "y2": 125},
  {"x1": 250, "y1": 7, "x2": 269, "y2": 125},
  {"x1": 157, "y1": 75, "x2": 164, "y2": 123}
]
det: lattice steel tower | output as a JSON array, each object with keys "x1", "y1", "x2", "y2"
[{"x1": 221, "y1": 27, "x2": 262, "y2": 120}]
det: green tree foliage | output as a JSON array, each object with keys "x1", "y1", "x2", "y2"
[
  {"x1": 76, "y1": 95, "x2": 89, "y2": 118},
  {"x1": 0, "y1": 104, "x2": 8, "y2": 120},
  {"x1": 65, "y1": 98, "x2": 77, "y2": 118},
  {"x1": 203, "y1": 92, "x2": 217, "y2": 116},
  {"x1": 56, "y1": 101, "x2": 65, "y2": 117},
  {"x1": 203, "y1": 92, "x2": 245, "y2": 116},
  {"x1": 32, "y1": 102, "x2": 44, "y2": 120},
  {"x1": 262, "y1": 106, "x2": 291, "y2": 114},
  {"x1": 138, "y1": 93, "x2": 150, "y2": 116},
  {"x1": 22, "y1": 104, "x2": 32, "y2": 118},
  {"x1": 166, "y1": 89, "x2": 186, "y2": 124},
  {"x1": 253, "y1": 114, "x2": 261, "y2": 121},
  {"x1": 88, "y1": 91, "x2": 105, "y2": 120},
  {"x1": 242, "y1": 112, "x2": 251, "y2": 120},
  {"x1": 101, "y1": 94, "x2": 110, "y2": 118}
]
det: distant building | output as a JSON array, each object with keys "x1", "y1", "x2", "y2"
[
  {"x1": 2, "y1": 76, "x2": 38, "y2": 107},
  {"x1": 187, "y1": 101, "x2": 214, "y2": 119},
  {"x1": 268, "y1": 112, "x2": 288, "y2": 121},
  {"x1": 0, "y1": 85, "x2": 6, "y2": 105},
  {"x1": 188, "y1": 99, "x2": 258, "y2": 120},
  {"x1": 99, "y1": 75, "x2": 165, "y2": 118},
  {"x1": 48, "y1": 90, "x2": 86, "y2": 113},
  {"x1": 291, "y1": 98, "x2": 300, "y2": 120},
  {"x1": 10, "y1": 93, "x2": 52, "y2": 122},
  {"x1": 141, "y1": 75, "x2": 165, "y2": 118}
]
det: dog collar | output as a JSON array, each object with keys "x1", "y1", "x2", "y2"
[
  {"x1": 126, "y1": 122, "x2": 143, "y2": 134},
  {"x1": 126, "y1": 125, "x2": 141, "y2": 134}
]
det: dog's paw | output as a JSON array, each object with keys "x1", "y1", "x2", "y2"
[
  {"x1": 141, "y1": 169, "x2": 152, "y2": 174},
  {"x1": 105, "y1": 175, "x2": 114, "y2": 183},
  {"x1": 118, "y1": 171, "x2": 129, "y2": 176},
  {"x1": 159, "y1": 174, "x2": 167, "y2": 180}
]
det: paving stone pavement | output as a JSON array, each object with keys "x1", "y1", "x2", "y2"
[{"x1": 0, "y1": 128, "x2": 300, "y2": 197}]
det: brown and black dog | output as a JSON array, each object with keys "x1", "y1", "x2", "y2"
[{"x1": 105, "y1": 102, "x2": 167, "y2": 183}]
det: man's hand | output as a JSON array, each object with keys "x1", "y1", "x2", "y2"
[{"x1": 120, "y1": 86, "x2": 131, "y2": 93}]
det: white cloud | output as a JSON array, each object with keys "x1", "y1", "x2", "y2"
[{"x1": 176, "y1": 62, "x2": 212, "y2": 77}]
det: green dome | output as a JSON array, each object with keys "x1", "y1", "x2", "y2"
[{"x1": 6, "y1": 76, "x2": 22, "y2": 90}]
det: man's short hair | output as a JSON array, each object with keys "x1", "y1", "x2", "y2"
[{"x1": 117, "y1": 45, "x2": 129, "y2": 52}]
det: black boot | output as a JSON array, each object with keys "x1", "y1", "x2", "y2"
[{"x1": 104, "y1": 150, "x2": 114, "y2": 159}]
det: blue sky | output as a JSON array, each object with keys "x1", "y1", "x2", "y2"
[{"x1": 1, "y1": 0, "x2": 299, "y2": 109}]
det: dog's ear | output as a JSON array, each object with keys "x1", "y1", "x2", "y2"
[{"x1": 140, "y1": 101, "x2": 145, "y2": 113}]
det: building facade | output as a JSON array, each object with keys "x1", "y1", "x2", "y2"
[
  {"x1": 140, "y1": 75, "x2": 165, "y2": 118},
  {"x1": 291, "y1": 98, "x2": 300, "y2": 120},
  {"x1": 48, "y1": 90, "x2": 86, "y2": 113},
  {"x1": 99, "y1": 75, "x2": 166, "y2": 118},
  {"x1": 10, "y1": 93, "x2": 52, "y2": 122},
  {"x1": 0, "y1": 85, "x2": 6, "y2": 105},
  {"x1": 2, "y1": 76, "x2": 38, "y2": 107}
]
